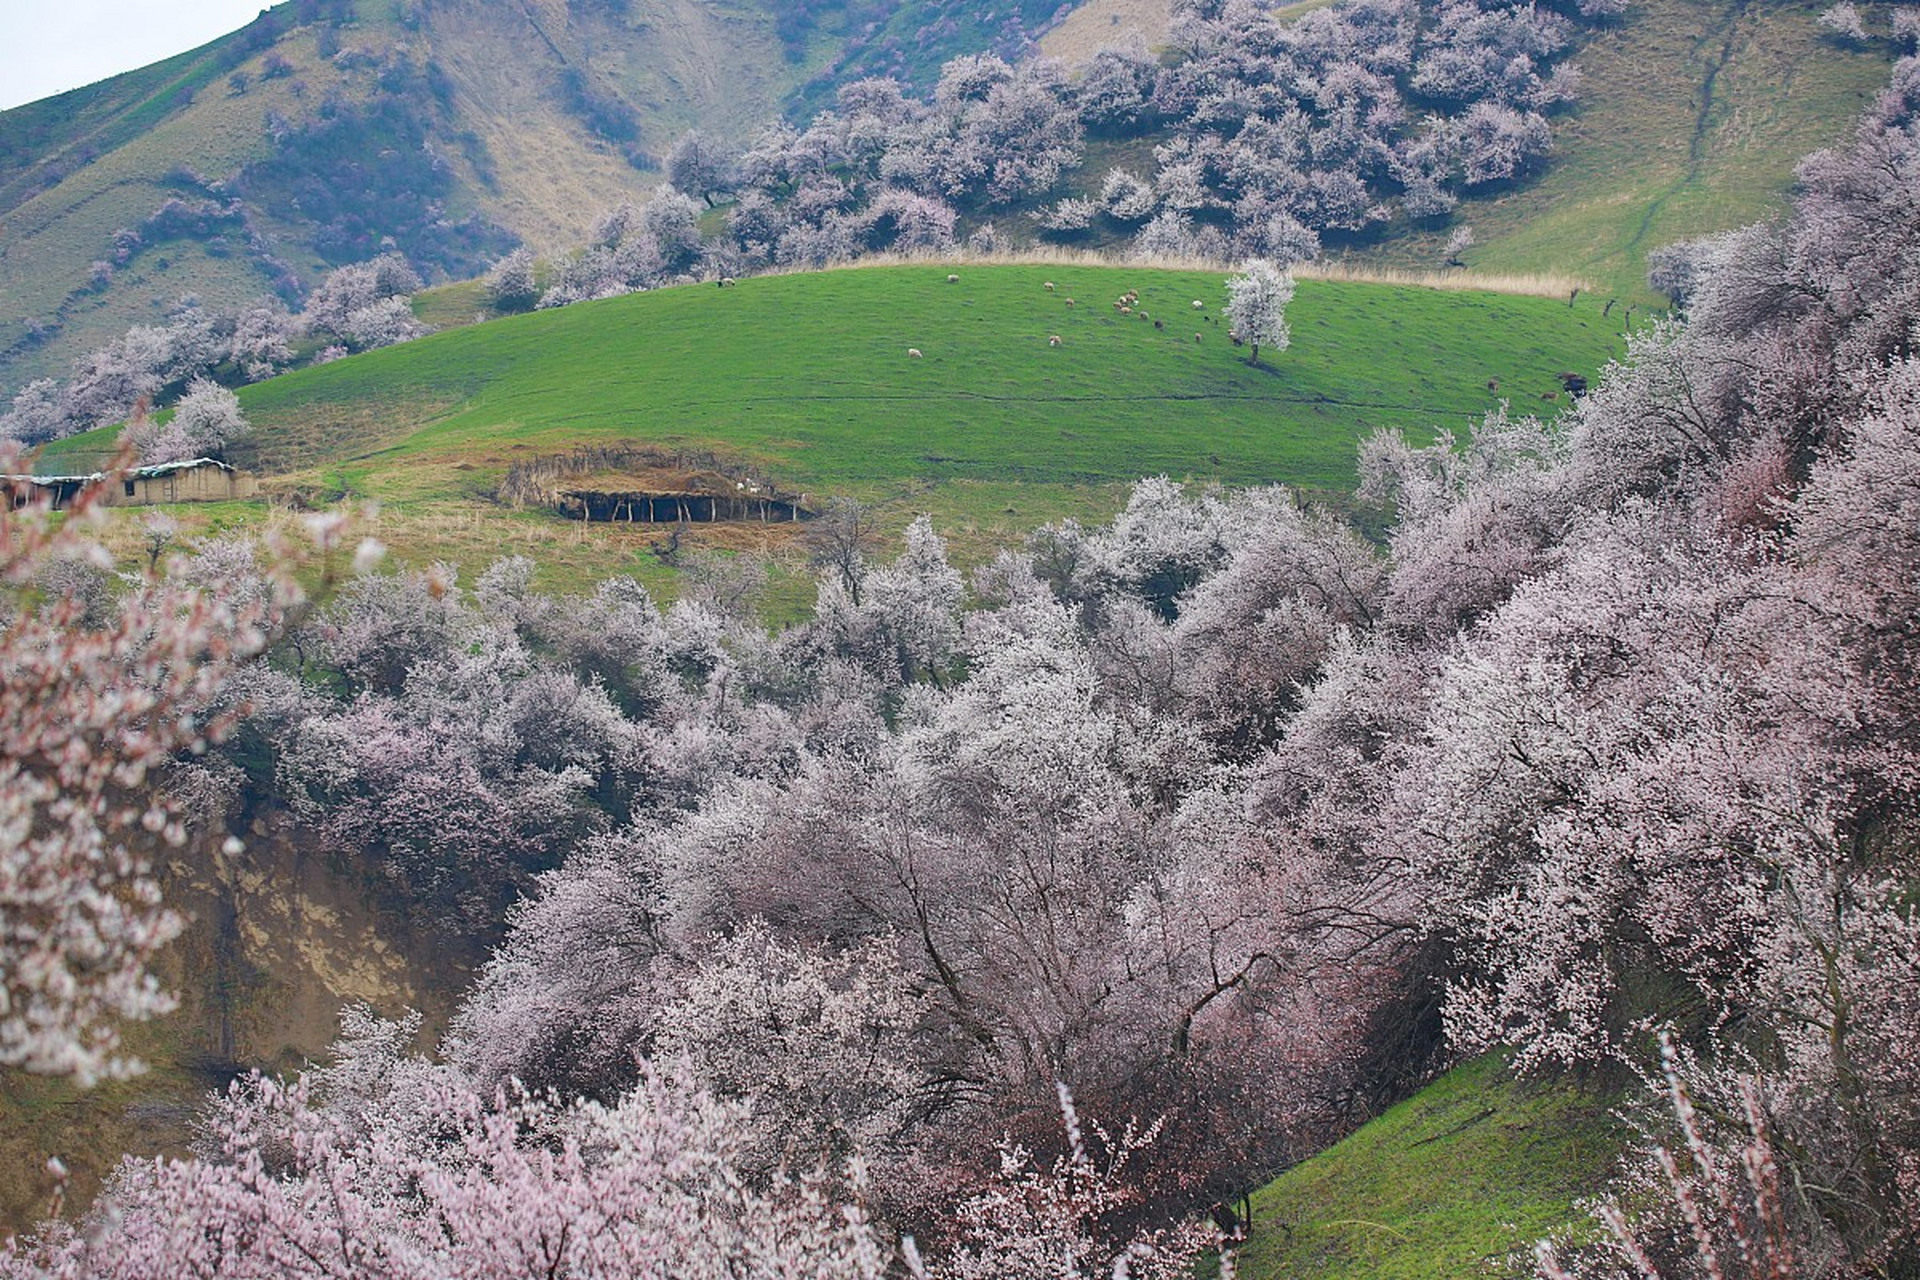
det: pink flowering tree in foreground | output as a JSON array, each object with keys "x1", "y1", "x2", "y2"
[
  {"x1": 1535, "y1": 1038, "x2": 1801, "y2": 1280},
  {"x1": 1, "y1": 451, "x2": 385, "y2": 1086},
  {"x1": 1, "y1": 1004, "x2": 1225, "y2": 1280},
  {"x1": 0, "y1": 453, "x2": 343, "y2": 1084}
]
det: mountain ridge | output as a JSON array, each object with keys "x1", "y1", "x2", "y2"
[{"x1": 0, "y1": 0, "x2": 1072, "y2": 391}]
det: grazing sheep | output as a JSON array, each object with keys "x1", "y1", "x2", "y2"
[
  {"x1": 1487, "y1": 378, "x2": 1499, "y2": 391},
  {"x1": 1044, "y1": 281, "x2": 1056, "y2": 292},
  {"x1": 717, "y1": 277, "x2": 737, "y2": 287},
  {"x1": 1064, "y1": 298, "x2": 1074, "y2": 308},
  {"x1": 1120, "y1": 306, "x2": 1133, "y2": 315},
  {"x1": 1195, "y1": 333, "x2": 1203, "y2": 343},
  {"x1": 1048, "y1": 335, "x2": 1062, "y2": 347},
  {"x1": 1192, "y1": 300, "x2": 1204, "y2": 310},
  {"x1": 947, "y1": 274, "x2": 960, "y2": 283},
  {"x1": 908, "y1": 348, "x2": 923, "y2": 358},
  {"x1": 1231, "y1": 333, "x2": 1245, "y2": 346}
]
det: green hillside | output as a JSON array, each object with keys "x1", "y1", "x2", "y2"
[
  {"x1": 1239, "y1": 1053, "x2": 1627, "y2": 1280},
  {"x1": 1, "y1": 0, "x2": 1891, "y2": 398},
  {"x1": 1354, "y1": 0, "x2": 1896, "y2": 299},
  {"x1": 31, "y1": 264, "x2": 1626, "y2": 602},
  {"x1": 48, "y1": 263, "x2": 1625, "y2": 485},
  {"x1": 38, "y1": 263, "x2": 1627, "y2": 588}
]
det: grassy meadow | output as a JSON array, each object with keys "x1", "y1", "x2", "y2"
[
  {"x1": 1239, "y1": 1053, "x2": 1627, "y2": 1280},
  {"x1": 38, "y1": 263, "x2": 1629, "y2": 596}
]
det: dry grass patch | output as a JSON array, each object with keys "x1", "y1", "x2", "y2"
[
  {"x1": 775, "y1": 251, "x2": 1598, "y2": 299},
  {"x1": 1038, "y1": 0, "x2": 1176, "y2": 64}
]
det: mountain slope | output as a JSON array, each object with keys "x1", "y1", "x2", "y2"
[
  {"x1": 1, "y1": 0, "x2": 1893, "y2": 404},
  {"x1": 1350, "y1": 0, "x2": 1897, "y2": 297},
  {"x1": 0, "y1": 0, "x2": 1057, "y2": 394}
]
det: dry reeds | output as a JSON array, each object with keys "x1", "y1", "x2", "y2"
[
  {"x1": 1293, "y1": 261, "x2": 1594, "y2": 298},
  {"x1": 746, "y1": 247, "x2": 1593, "y2": 299}
]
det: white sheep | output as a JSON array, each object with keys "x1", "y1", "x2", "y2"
[
  {"x1": 1192, "y1": 299, "x2": 1204, "y2": 309},
  {"x1": 1064, "y1": 298, "x2": 1075, "y2": 308},
  {"x1": 1048, "y1": 335, "x2": 1062, "y2": 347},
  {"x1": 1044, "y1": 281, "x2": 1056, "y2": 291},
  {"x1": 907, "y1": 348, "x2": 923, "y2": 358},
  {"x1": 947, "y1": 274, "x2": 960, "y2": 283}
]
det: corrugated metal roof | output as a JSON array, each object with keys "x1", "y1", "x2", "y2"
[{"x1": 3, "y1": 457, "x2": 237, "y2": 485}]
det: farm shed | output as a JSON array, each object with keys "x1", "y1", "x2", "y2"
[
  {"x1": 4, "y1": 458, "x2": 258, "y2": 509},
  {"x1": 501, "y1": 444, "x2": 814, "y2": 524}
]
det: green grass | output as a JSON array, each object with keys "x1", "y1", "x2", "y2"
[
  {"x1": 34, "y1": 262, "x2": 1628, "y2": 593},
  {"x1": 46, "y1": 263, "x2": 1625, "y2": 491},
  {"x1": 1237, "y1": 1054, "x2": 1627, "y2": 1280},
  {"x1": 1363, "y1": 0, "x2": 1895, "y2": 301},
  {"x1": 410, "y1": 280, "x2": 496, "y2": 331}
]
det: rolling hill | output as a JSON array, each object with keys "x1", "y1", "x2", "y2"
[{"x1": 37, "y1": 262, "x2": 1630, "y2": 594}]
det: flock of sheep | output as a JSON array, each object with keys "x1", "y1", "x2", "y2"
[{"x1": 905, "y1": 273, "x2": 1222, "y2": 361}]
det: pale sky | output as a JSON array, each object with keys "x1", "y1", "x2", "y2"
[{"x1": 0, "y1": 1, "x2": 275, "y2": 113}]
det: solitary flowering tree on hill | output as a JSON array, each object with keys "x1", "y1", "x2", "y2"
[{"x1": 1225, "y1": 259, "x2": 1294, "y2": 366}]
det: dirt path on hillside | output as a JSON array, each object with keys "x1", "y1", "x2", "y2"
[{"x1": 1623, "y1": 0, "x2": 1753, "y2": 257}]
